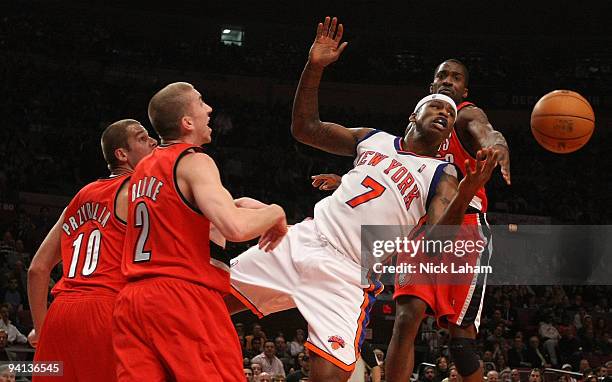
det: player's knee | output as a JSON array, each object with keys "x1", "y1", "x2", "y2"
[
  {"x1": 394, "y1": 298, "x2": 425, "y2": 336},
  {"x1": 449, "y1": 337, "x2": 480, "y2": 377}
]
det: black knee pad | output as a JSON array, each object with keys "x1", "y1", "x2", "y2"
[{"x1": 449, "y1": 337, "x2": 480, "y2": 377}]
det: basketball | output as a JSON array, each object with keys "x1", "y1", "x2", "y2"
[{"x1": 530, "y1": 90, "x2": 595, "y2": 153}]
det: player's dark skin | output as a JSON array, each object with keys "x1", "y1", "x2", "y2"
[
  {"x1": 386, "y1": 62, "x2": 511, "y2": 382},
  {"x1": 312, "y1": 61, "x2": 511, "y2": 382}
]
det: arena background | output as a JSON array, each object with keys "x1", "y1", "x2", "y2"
[{"x1": 1, "y1": 0, "x2": 611, "y2": 380}]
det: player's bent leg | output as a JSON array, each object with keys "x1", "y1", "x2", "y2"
[
  {"x1": 385, "y1": 296, "x2": 427, "y2": 382},
  {"x1": 308, "y1": 352, "x2": 352, "y2": 382},
  {"x1": 448, "y1": 324, "x2": 482, "y2": 382}
]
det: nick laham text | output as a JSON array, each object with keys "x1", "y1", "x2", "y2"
[{"x1": 372, "y1": 262, "x2": 492, "y2": 275}]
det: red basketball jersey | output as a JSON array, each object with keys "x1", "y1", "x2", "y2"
[
  {"x1": 436, "y1": 101, "x2": 488, "y2": 212},
  {"x1": 122, "y1": 143, "x2": 229, "y2": 293},
  {"x1": 53, "y1": 174, "x2": 130, "y2": 296}
]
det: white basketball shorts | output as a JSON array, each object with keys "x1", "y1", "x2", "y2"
[{"x1": 230, "y1": 219, "x2": 384, "y2": 372}]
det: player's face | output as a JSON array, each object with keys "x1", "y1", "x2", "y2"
[
  {"x1": 430, "y1": 61, "x2": 468, "y2": 104},
  {"x1": 125, "y1": 124, "x2": 157, "y2": 169},
  {"x1": 188, "y1": 89, "x2": 213, "y2": 145},
  {"x1": 411, "y1": 100, "x2": 456, "y2": 143}
]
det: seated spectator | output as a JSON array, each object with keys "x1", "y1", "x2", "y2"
[
  {"x1": 528, "y1": 369, "x2": 542, "y2": 382},
  {"x1": 538, "y1": 314, "x2": 561, "y2": 366},
  {"x1": 558, "y1": 327, "x2": 580, "y2": 366},
  {"x1": 247, "y1": 323, "x2": 267, "y2": 350},
  {"x1": 0, "y1": 331, "x2": 15, "y2": 361},
  {"x1": 487, "y1": 370, "x2": 500, "y2": 382},
  {"x1": 251, "y1": 340, "x2": 285, "y2": 377},
  {"x1": 525, "y1": 336, "x2": 550, "y2": 368},
  {"x1": 433, "y1": 356, "x2": 450, "y2": 382},
  {"x1": 2, "y1": 278, "x2": 23, "y2": 319},
  {"x1": 244, "y1": 367, "x2": 254, "y2": 382},
  {"x1": 287, "y1": 353, "x2": 309, "y2": 382},
  {"x1": 510, "y1": 369, "x2": 520, "y2": 382},
  {"x1": 245, "y1": 337, "x2": 263, "y2": 359},
  {"x1": 274, "y1": 336, "x2": 293, "y2": 371},
  {"x1": 251, "y1": 362, "x2": 263, "y2": 380},
  {"x1": 420, "y1": 366, "x2": 435, "y2": 382},
  {"x1": 508, "y1": 335, "x2": 528, "y2": 367},
  {"x1": 258, "y1": 372, "x2": 273, "y2": 382},
  {"x1": 289, "y1": 329, "x2": 306, "y2": 357},
  {"x1": 0, "y1": 305, "x2": 26, "y2": 344},
  {"x1": 0, "y1": 364, "x2": 17, "y2": 382}
]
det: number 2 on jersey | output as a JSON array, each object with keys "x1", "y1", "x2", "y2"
[
  {"x1": 346, "y1": 176, "x2": 386, "y2": 208},
  {"x1": 133, "y1": 202, "x2": 152, "y2": 262}
]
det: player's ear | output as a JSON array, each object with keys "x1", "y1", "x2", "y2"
[
  {"x1": 463, "y1": 87, "x2": 469, "y2": 99},
  {"x1": 429, "y1": 83, "x2": 434, "y2": 93},
  {"x1": 409, "y1": 112, "x2": 417, "y2": 123},
  {"x1": 114, "y1": 148, "x2": 129, "y2": 164},
  {"x1": 180, "y1": 115, "x2": 193, "y2": 132}
]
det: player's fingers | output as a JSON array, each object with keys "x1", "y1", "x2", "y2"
[
  {"x1": 312, "y1": 179, "x2": 323, "y2": 187},
  {"x1": 335, "y1": 23, "x2": 344, "y2": 43},
  {"x1": 502, "y1": 166, "x2": 511, "y2": 185},
  {"x1": 316, "y1": 22, "x2": 324, "y2": 38},
  {"x1": 337, "y1": 41, "x2": 348, "y2": 55},
  {"x1": 330, "y1": 17, "x2": 338, "y2": 38},
  {"x1": 323, "y1": 16, "x2": 331, "y2": 36},
  {"x1": 464, "y1": 159, "x2": 473, "y2": 175}
]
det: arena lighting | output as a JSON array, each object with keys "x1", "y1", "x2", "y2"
[{"x1": 222, "y1": 29, "x2": 231, "y2": 34}]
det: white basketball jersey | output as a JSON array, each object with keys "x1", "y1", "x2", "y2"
[{"x1": 314, "y1": 131, "x2": 456, "y2": 265}]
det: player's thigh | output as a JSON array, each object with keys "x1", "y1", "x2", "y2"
[
  {"x1": 296, "y1": 251, "x2": 383, "y2": 373},
  {"x1": 143, "y1": 279, "x2": 243, "y2": 381},
  {"x1": 230, "y1": 226, "x2": 302, "y2": 316},
  {"x1": 113, "y1": 287, "x2": 167, "y2": 382}
]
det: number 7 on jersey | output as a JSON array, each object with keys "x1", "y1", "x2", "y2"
[{"x1": 345, "y1": 176, "x2": 386, "y2": 208}]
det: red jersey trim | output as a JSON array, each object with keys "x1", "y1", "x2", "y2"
[
  {"x1": 113, "y1": 175, "x2": 131, "y2": 226},
  {"x1": 172, "y1": 146, "x2": 206, "y2": 215},
  {"x1": 453, "y1": 101, "x2": 477, "y2": 160}
]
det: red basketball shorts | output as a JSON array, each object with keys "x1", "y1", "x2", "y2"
[
  {"x1": 112, "y1": 277, "x2": 243, "y2": 382},
  {"x1": 33, "y1": 291, "x2": 117, "y2": 382},
  {"x1": 393, "y1": 212, "x2": 492, "y2": 329}
]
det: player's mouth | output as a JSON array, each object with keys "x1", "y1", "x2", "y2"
[
  {"x1": 438, "y1": 87, "x2": 453, "y2": 96},
  {"x1": 432, "y1": 117, "x2": 448, "y2": 130}
]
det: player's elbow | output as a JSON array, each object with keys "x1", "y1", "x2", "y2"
[
  {"x1": 28, "y1": 262, "x2": 50, "y2": 280},
  {"x1": 217, "y1": 222, "x2": 250, "y2": 243},
  {"x1": 290, "y1": 119, "x2": 318, "y2": 145}
]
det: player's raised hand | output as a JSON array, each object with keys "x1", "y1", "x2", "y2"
[
  {"x1": 311, "y1": 173, "x2": 342, "y2": 190},
  {"x1": 258, "y1": 209, "x2": 288, "y2": 252},
  {"x1": 308, "y1": 16, "x2": 348, "y2": 69},
  {"x1": 458, "y1": 147, "x2": 500, "y2": 197}
]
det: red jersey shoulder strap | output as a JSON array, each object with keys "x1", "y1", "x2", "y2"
[{"x1": 457, "y1": 101, "x2": 475, "y2": 111}]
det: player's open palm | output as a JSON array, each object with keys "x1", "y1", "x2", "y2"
[
  {"x1": 308, "y1": 16, "x2": 348, "y2": 68},
  {"x1": 458, "y1": 147, "x2": 500, "y2": 198}
]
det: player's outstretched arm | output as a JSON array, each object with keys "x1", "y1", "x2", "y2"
[
  {"x1": 27, "y1": 211, "x2": 64, "y2": 347},
  {"x1": 428, "y1": 148, "x2": 500, "y2": 227},
  {"x1": 177, "y1": 153, "x2": 287, "y2": 250},
  {"x1": 291, "y1": 16, "x2": 372, "y2": 156},
  {"x1": 458, "y1": 106, "x2": 511, "y2": 185}
]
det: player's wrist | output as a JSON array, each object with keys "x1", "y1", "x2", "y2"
[{"x1": 305, "y1": 60, "x2": 326, "y2": 71}]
